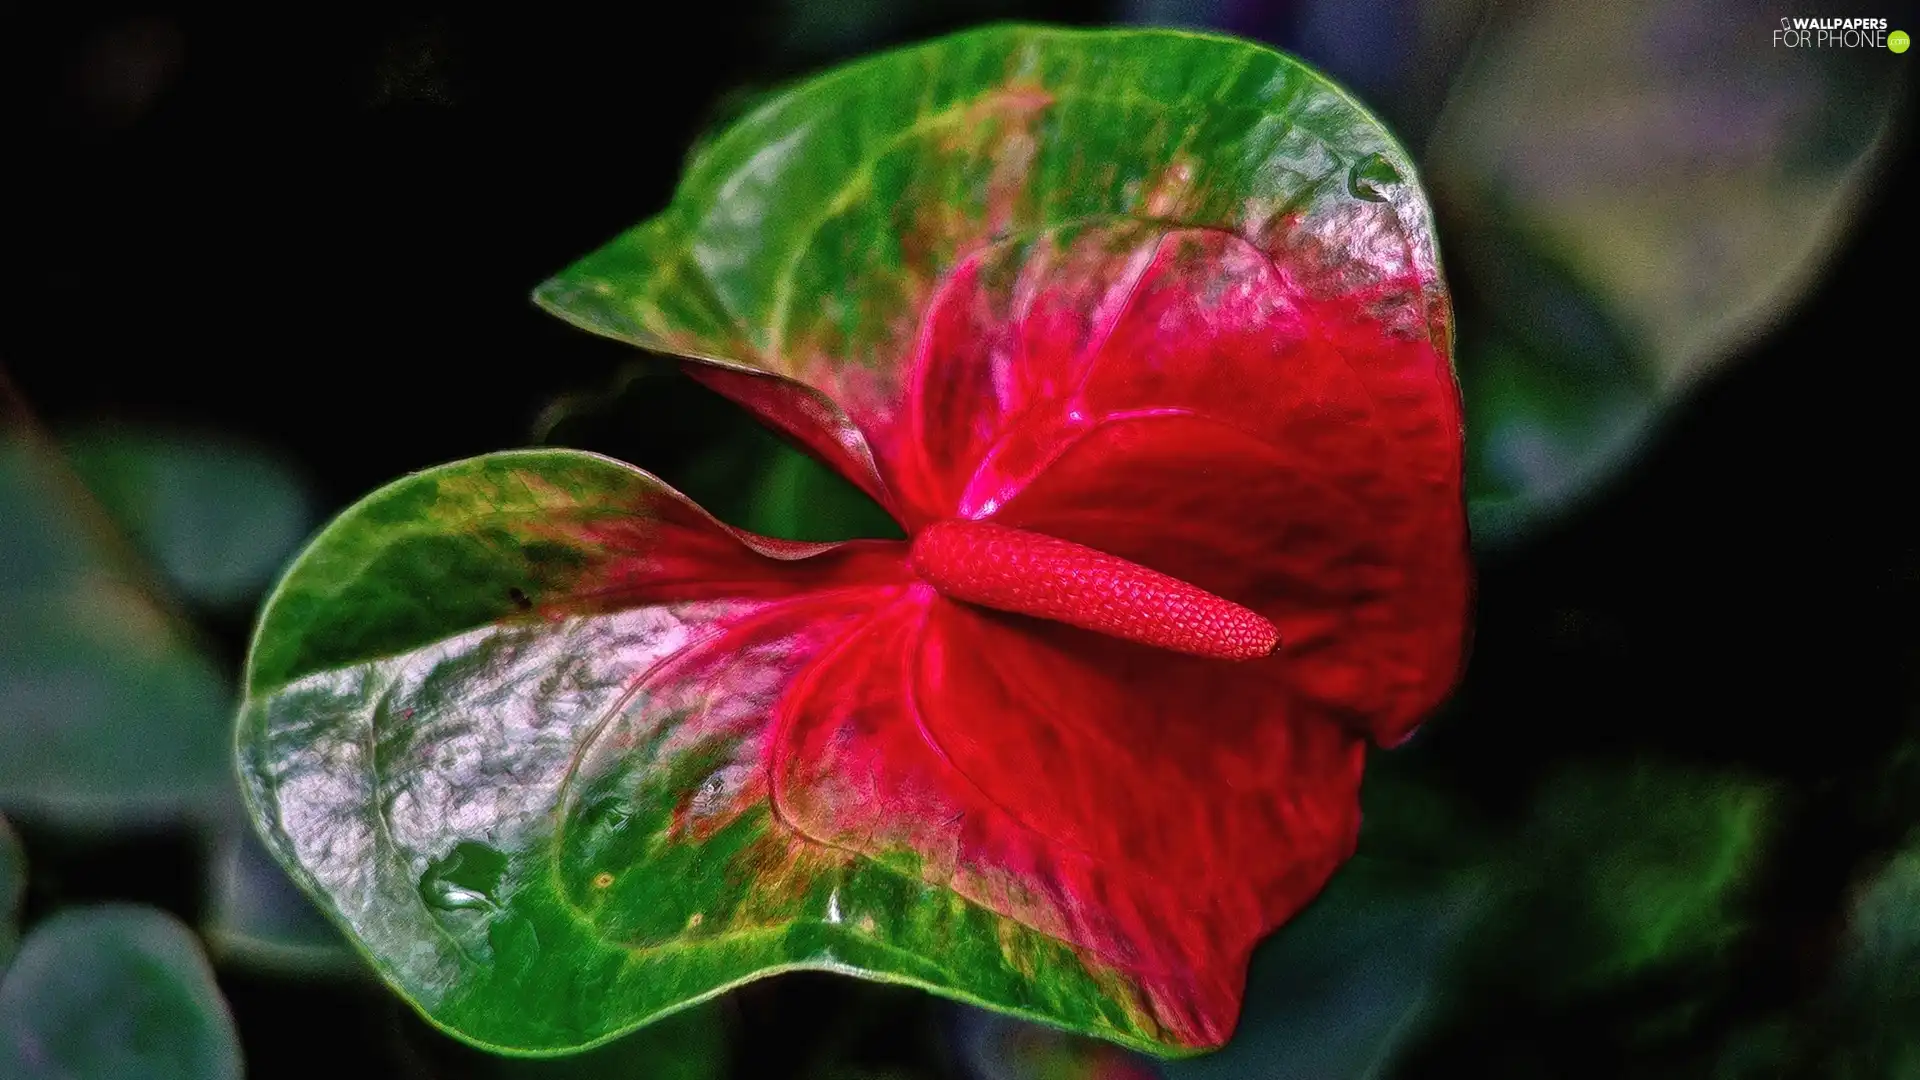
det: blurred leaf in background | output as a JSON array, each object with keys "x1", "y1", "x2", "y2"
[
  {"x1": 0, "y1": 904, "x2": 244, "y2": 1080},
  {"x1": 62, "y1": 430, "x2": 315, "y2": 611},
  {"x1": 1161, "y1": 860, "x2": 1482, "y2": 1080},
  {"x1": 0, "y1": 430, "x2": 237, "y2": 823},
  {"x1": 1427, "y1": 0, "x2": 1905, "y2": 542},
  {"x1": 951, "y1": 1006, "x2": 1161, "y2": 1080},
  {"x1": 1825, "y1": 833, "x2": 1920, "y2": 1077},
  {"x1": 204, "y1": 827, "x2": 358, "y2": 974},
  {"x1": 0, "y1": 815, "x2": 21, "y2": 968},
  {"x1": 1413, "y1": 761, "x2": 1783, "y2": 1075},
  {"x1": 0, "y1": 421, "x2": 348, "y2": 969},
  {"x1": 1714, "y1": 825, "x2": 1920, "y2": 1080}
]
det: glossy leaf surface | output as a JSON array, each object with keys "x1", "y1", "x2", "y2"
[
  {"x1": 240, "y1": 451, "x2": 1158, "y2": 1049},
  {"x1": 245, "y1": 25, "x2": 1468, "y2": 1058},
  {"x1": 0, "y1": 905, "x2": 244, "y2": 1080}
]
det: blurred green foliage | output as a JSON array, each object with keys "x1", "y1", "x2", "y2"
[
  {"x1": 0, "y1": 433, "x2": 239, "y2": 822},
  {"x1": 0, "y1": 905, "x2": 243, "y2": 1080},
  {"x1": 62, "y1": 432, "x2": 315, "y2": 611},
  {"x1": 1827, "y1": 836, "x2": 1920, "y2": 1076},
  {"x1": 0, "y1": 816, "x2": 21, "y2": 968},
  {"x1": 1473, "y1": 764, "x2": 1777, "y2": 998},
  {"x1": 1425, "y1": 0, "x2": 1904, "y2": 544}
]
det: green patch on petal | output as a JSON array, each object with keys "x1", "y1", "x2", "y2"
[{"x1": 535, "y1": 23, "x2": 1441, "y2": 427}]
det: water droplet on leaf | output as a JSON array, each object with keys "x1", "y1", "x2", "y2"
[
  {"x1": 689, "y1": 764, "x2": 749, "y2": 820},
  {"x1": 419, "y1": 841, "x2": 507, "y2": 913},
  {"x1": 1348, "y1": 152, "x2": 1401, "y2": 202}
]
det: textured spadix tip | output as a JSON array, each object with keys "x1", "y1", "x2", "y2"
[{"x1": 910, "y1": 520, "x2": 1281, "y2": 661}]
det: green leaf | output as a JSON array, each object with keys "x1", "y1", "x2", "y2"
[
  {"x1": 1429, "y1": 0, "x2": 1905, "y2": 542},
  {"x1": 63, "y1": 428, "x2": 316, "y2": 609},
  {"x1": 0, "y1": 815, "x2": 22, "y2": 969},
  {"x1": 742, "y1": 443, "x2": 902, "y2": 541},
  {"x1": 0, "y1": 904, "x2": 244, "y2": 1080},
  {"x1": 535, "y1": 23, "x2": 1439, "y2": 431},
  {"x1": 0, "y1": 434, "x2": 233, "y2": 822},
  {"x1": 240, "y1": 449, "x2": 1209, "y2": 1056}
]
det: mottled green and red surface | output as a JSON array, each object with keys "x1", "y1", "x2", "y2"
[{"x1": 236, "y1": 25, "x2": 1468, "y2": 1058}]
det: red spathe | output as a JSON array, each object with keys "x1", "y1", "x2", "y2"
[{"x1": 591, "y1": 221, "x2": 1468, "y2": 1045}]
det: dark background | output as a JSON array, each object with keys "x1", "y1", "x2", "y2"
[{"x1": 3, "y1": 7, "x2": 1915, "y2": 1079}]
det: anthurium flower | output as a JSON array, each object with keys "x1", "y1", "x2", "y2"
[{"x1": 236, "y1": 26, "x2": 1469, "y2": 1059}]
